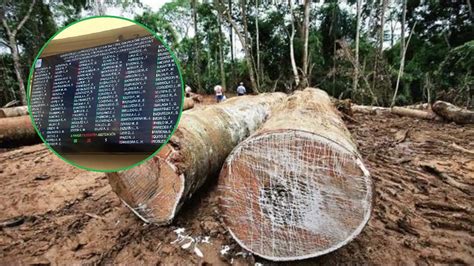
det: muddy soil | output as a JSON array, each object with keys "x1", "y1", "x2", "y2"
[{"x1": 0, "y1": 111, "x2": 472, "y2": 265}]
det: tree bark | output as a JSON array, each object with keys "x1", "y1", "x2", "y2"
[
  {"x1": 0, "y1": 115, "x2": 39, "y2": 147},
  {"x1": 240, "y1": 0, "x2": 259, "y2": 90},
  {"x1": 217, "y1": 10, "x2": 227, "y2": 90},
  {"x1": 432, "y1": 101, "x2": 474, "y2": 124},
  {"x1": 301, "y1": 0, "x2": 311, "y2": 88},
  {"x1": 255, "y1": 0, "x2": 261, "y2": 86},
  {"x1": 400, "y1": 0, "x2": 406, "y2": 57},
  {"x1": 289, "y1": 0, "x2": 300, "y2": 87},
  {"x1": 0, "y1": 106, "x2": 28, "y2": 118},
  {"x1": 107, "y1": 93, "x2": 286, "y2": 225},
  {"x1": 352, "y1": 0, "x2": 362, "y2": 94},
  {"x1": 219, "y1": 88, "x2": 372, "y2": 261}
]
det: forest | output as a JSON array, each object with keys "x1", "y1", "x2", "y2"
[{"x1": 0, "y1": 0, "x2": 472, "y2": 108}]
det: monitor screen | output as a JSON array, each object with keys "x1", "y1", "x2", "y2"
[{"x1": 29, "y1": 35, "x2": 182, "y2": 154}]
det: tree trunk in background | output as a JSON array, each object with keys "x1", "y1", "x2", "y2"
[
  {"x1": 219, "y1": 88, "x2": 372, "y2": 261},
  {"x1": 1, "y1": 0, "x2": 36, "y2": 106},
  {"x1": 9, "y1": 38, "x2": 27, "y2": 105},
  {"x1": 392, "y1": 22, "x2": 416, "y2": 107},
  {"x1": 192, "y1": 0, "x2": 202, "y2": 93},
  {"x1": 216, "y1": 0, "x2": 258, "y2": 92},
  {"x1": 371, "y1": 0, "x2": 387, "y2": 100},
  {"x1": 241, "y1": 0, "x2": 260, "y2": 90},
  {"x1": 289, "y1": 0, "x2": 300, "y2": 88},
  {"x1": 107, "y1": 93, "x2": 285, "y2": 225},
  {"x1": 301, "y1": 0, "x2": 311, "y2": 88},
  {"x1": 379, "y1": 0, "x2": 387, "y2": 56},
  {"x1": 400, "y1": 0, "x2": 406, "y2": 59},
  {"x1": 353, "y1": 0, "x2": 362, "y2": 94},
  {"x1": 228, "y1": 0, "x2": 234, "y2": 81},
  {"x1": 255, "y1": 0, "x2": 262, "y2": 87},
  {"x1": 217, "y1": 11, "x2": 226, "y2": 90}
]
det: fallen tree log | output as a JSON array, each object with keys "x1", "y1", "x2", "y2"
[
  {"x1": 183, "y1": 97, "x2": 194, "y2": 110},
  {"x1": 218, "y1": 88, "x2": 372, "y2": 261},
  {"x1": 391, "y1": 106, "x2": 441, "y2": 120},
  {"x1": 351, "y1": 104, "x2": 391, "y2": 115},
  {"x1": 107, "y1": 92, "x2": 286, "y2": 225},
  {"x1": 0, "y1": 116, "x2": 40, "y2": 148},
  {"x1": 351, "y1": 104, "x2": 442, "y2": 121},
  {"x1": 432, "y1": 101, "x2": 474, "y2": 124},
  {"x1": 0, "y1": 106, "x2": 28, "y2": 118}
]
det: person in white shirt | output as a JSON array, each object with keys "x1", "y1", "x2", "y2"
[
  {"x1": 185, "y1": 85, "x2": 192, "y2": 97},
  {"x1": 214, "y1": 85, "x2": 224, "y2": 102},
  {"x1": 236, "y1": 82, "x2": 246, "y2": 96}
]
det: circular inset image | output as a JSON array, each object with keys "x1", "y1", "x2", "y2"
[{"x1": 27, "y1": 16, "x2": 183, "y2": 172}]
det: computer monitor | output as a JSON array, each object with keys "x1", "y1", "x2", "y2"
[{"x1": 29, "y1": 35, "x2": 182, "y2": 154}]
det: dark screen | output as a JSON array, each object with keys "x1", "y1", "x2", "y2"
[{"x1": 29, "y1": 36, "x2": 182, "y2": 154}]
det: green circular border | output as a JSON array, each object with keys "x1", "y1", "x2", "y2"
[{"x1": 27, "y1": 15, "x2": 185, "y2": 173}]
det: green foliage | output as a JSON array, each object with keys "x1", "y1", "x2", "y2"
[
  {"x1": 434, "y1": 41, "x2": 473, "y2": 106},
  {"x1": 0, "y1": 0, "x2": 472, "y2": 107}
]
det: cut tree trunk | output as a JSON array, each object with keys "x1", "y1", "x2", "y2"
[
  {"x1": 107, "y1": 93, "x2": 286, "y2": 225},
  {"x1": 391, "y1": 106, "x2": 441, "y2": 120},
  {"x1": 218, "y1": 88, "x2": 372, "y2": 261},
  {"x1": 0, "y1": 106, "x2": 28, "y2": 118},
  {"x1": 432, "y1": 101, "x2": 474, "y2": 124},
  {"x1": 351, "y1": 104, "x2": 441, "y2": 121},
  {"x1": 183, "y1": 98, "x2": 194, "y2": 110},
  {"x1": 0, "y1": 116, "x2": 39, "y2": 147},
  {"x1": 351, "y1": 104, "x2": 391, "y2": 115}
]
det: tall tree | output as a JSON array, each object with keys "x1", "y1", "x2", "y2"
[
  {"x1": 289, "y1": 0, "x2": 300, "y2": 87},
  {"x1": 371, "y1": 0, "x2": 388, "y2": 97},
  {"x1": 216, "y1": 8, "x2": 226, "y2": 90},
  {"x1": 240, "y1": 0, "x2": 259, "y2": 90},
  {"x1": 400, "y1": 0, "x2": 406, "y2": 59},
  {"x1": 216, "y1": 0, "x2": 259, "y2": 93},
  {"x1": 301, "y1": 0, "x2": 311, "y2": 88},
  {"x1": 391, "y1": 22, "x2": 416, "y2": 107},
  {"x1": 0, "y1": 0, "x2": 36, "y2": 105},
  {"x1": 192, "y1": 0, "x2": 202, "y2": 92},
  {"x1": 353, "y1": 0, "x2": 362, "y2": 94},
  {"x1": 255, "y1": 0, "x2": 261, "y2": 86}
]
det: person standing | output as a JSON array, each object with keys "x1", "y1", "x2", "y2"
[
  {"x1": 185, "y1": 85, "x2": 192, "y2": 97},
  {"x1": 214, "y1": 85, "x2": 224, "y2": 102},
  {"x1": 236, "y1": 82, "x2": 246, "y2": 96}
]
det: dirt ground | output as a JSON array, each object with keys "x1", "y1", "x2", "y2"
[{"x1": 0, "y1": 105, "x2": 473, "y2": 265}]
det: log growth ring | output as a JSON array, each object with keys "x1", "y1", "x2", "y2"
[{"x1": 219, "y1": 130, "x2": 372, "y2": 261}]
